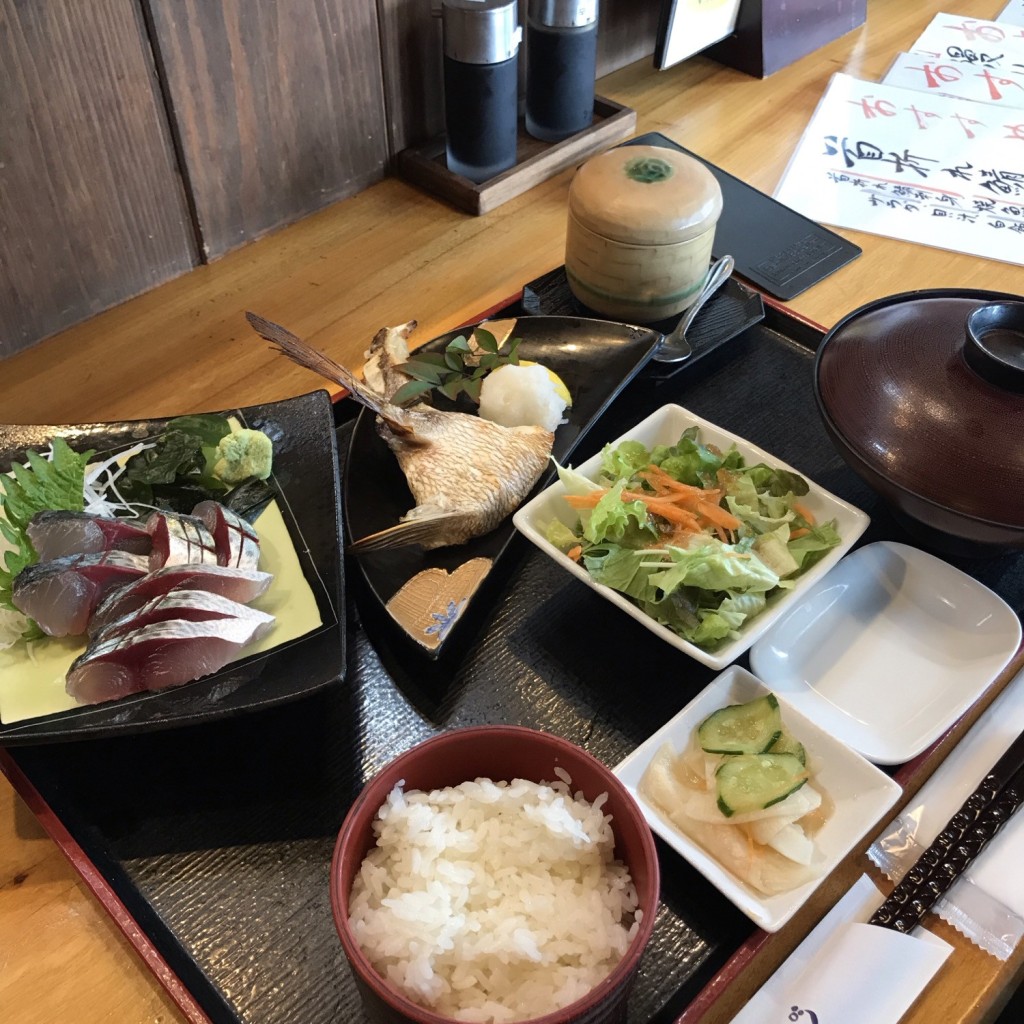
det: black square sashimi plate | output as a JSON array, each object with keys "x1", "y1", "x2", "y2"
[{"x1": 0, "y1": 389, "x2": 345, "y2": 745}]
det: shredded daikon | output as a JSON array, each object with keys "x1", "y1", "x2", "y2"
[{"x1": 81, "y1": 442, "x2": 155, "y2": 518}]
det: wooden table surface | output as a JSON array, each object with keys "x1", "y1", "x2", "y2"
[{"x1": 2, "y1": 1, "x2": 1022, "y2": 1021}]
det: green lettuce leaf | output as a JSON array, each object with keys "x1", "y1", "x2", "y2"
[
  {"x1": 584, "y1": 481, "x2": 655, "y2": 546},
  {"x1": 647, "y1": 541, "x2": 780, "y2": 596},
  {"x1": 788, "y1": 517, "x2": 842, "y2": 570},
  {"x1": 584, "y1": 544, "x2": 661, "y2": 601},
  {"x1": 545, "y1": 518, "x2": 579, "y2": 552},
  {"x1": 599, "y1": 440, "x2": 651, "y2": 481}
]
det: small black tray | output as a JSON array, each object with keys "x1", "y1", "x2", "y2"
[{"x1": 3, "y1": 300, "x2": 1022, "y2": 1024}]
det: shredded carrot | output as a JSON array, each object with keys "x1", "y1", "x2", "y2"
[
  {"x1": 561, "y1": 466, "x2": 742, "y2": 541},
  {"x1": 566, "y1": 544, "x2": 583, "y2": 562},
  {"x1": 792, "y1": 501, "x2": 816, "y2": 525},
  {"x1": 790, "y1": 527, "x2": 810, "y2": 539},
  {"x1": 630, "y1": 499, "x2": 702, "y2": 529},
  {"x1": 637, "y1": 465, "x2": 708, "y2": 500},
  {"x1": 694, "y1": 498, "x2": 742, "y2": 531},
  {"x1": 564, "y1": 492, "x2": 605, "y2": 509}
]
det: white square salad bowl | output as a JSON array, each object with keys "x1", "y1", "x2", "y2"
[{"x1": 512, "y1": 404, "x2": 870, "y2": 670}]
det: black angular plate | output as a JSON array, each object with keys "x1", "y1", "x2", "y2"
[
  {"x1": 0, "y1": 389, "x2": 345, "y2": 744},
  {"x1": 344, "y1": 315, "x2": 663, "y2": 660}
]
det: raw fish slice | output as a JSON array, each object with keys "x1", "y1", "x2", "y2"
[
  {"x1": 66, "y1": 615, "x2": 276, "y2": 705},
  {"x1": 147, "y1": 511, "x2": 219, "y2": 570},
  {"x1": 26, "y1": 510, "x2": 152, "y2": 560},
  {"x1": 192, "y1": 500, "x2": 260, "y2": 569},
  {"x1": 93, "y1": 588, "x2": 275, "y2": 642},
  {"x1": 12, "y1": 550, "x2": 149, "y2": 637},
  {"x1": 247, "y1": 313, "x2": 553, "y2": 550},
  {"x1": 88, "y1": 563, "x2": 273, "y2": 637}
]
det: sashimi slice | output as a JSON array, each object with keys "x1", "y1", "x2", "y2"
[
  {"x1": 26, "y1": 510, "x2": 151, "y2": 560},
  {"x1": 94, "y1": 588, "x2": 275, "y2": 642},
  {"x1": 88, "y1": 563, "x2": 273, "y2": 636},
  {"x1": 146, "y1": 511, "x2": 218, "y2": 570},
  {"x1": 192, "y1": 500, "x2": 260, "y2": 569},
  {"x1": 11, "y1": 551, "x2": 150, "y2": 637},
  {"x1": 66, "y1": 615, "x2": 275, "y2": 705}
]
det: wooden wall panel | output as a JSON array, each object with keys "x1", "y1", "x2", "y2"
[
  {"x1": 146, "y1": 0, "x2": 390, "y2": 260},
  {"x1": 0, "y1": 0, "x2": 197, "y2": 359},
  {"x1": 597, "y1": 0, "x2": 664, "y2": 77},
  {"x1": 379, "y1": 0, "x2": 664, "y2": 155},
  {"x1": 377, "y1": 0, "x2": 445, "y2": 158}
]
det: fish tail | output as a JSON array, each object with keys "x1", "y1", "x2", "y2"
[{"x1": 246, "y1": 312, "x2": 389, "y2": 415}]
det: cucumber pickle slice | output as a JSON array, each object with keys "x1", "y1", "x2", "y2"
[
  {"x1": 770, "y1": 728, "x2": 807, "y2": 766},
  {"x1": 716, "y1": 753, "x2": 808, "y2": 817},
  {"x1": 698, "y1": 694, "x2": 782, "y2": 754}
]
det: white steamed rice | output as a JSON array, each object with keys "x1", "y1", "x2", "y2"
[
  {"x1": 348, "y1": 769, "x2": 640, "y2": 1022},
  {"x1": 477, "y1": 363, "x2": 567, "y2": 433}
]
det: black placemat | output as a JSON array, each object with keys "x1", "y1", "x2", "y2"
[{"x1": 6, "y1": 304, "x2": 1022, "y2": 1024}]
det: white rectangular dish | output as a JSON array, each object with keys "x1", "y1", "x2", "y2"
[
  {"x1": 614, "y1": 665, "x2": 903, "y2": 932},
  {"x1": 750, "y1": 541, "x2": 1023, "y2": 765},
  {"x1": 513, "y1": 403, "x2": 870, "y2": 670}
]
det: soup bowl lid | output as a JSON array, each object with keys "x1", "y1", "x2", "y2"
[{"x1": 814, "y1": 288, "x2": 1024, "y2": 530}]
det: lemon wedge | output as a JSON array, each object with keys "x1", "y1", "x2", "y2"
[{"x1": 519, "y1": 360, "x2": 572, "y2": 406}]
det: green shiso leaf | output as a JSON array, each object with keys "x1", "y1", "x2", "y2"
[{"x1": 0, "y1": 437, "x2": 94, "y2": 626}]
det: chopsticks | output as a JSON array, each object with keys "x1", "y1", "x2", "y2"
[{"x1": 869, "y1": 728, "x2": 1024, "y2": 933}]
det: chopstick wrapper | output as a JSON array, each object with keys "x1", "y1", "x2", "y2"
[
  {"x1": 731, "y1": 875, "x2": 951, "y2": 1024},
  {"x1": 869, "y1": 665, "x2": 1024, "y2": 959}
]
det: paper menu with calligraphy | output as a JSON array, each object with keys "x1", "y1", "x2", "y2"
[
  {"x1": 884, "y1": 51, "x2": 1024, "y2": 107},
  {"x1": 999, "y1": 1, "x2": 1024, "y2": 29},
  {"x1": 773, "y1": 73, "x2": 1024, "y2": 266},
  {"x1": 909, "y1": 11, "x2": 1024, "y2": 71}
]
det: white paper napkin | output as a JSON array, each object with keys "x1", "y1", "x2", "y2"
[
  {"x1": 868, "y1": 666, "x2": 1024, "y2": 958},
  {"x1": 731, "y1": 876, "x2": 952, "y2": 1024}
]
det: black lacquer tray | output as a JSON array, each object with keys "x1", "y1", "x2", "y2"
[{"x1": 3, "y1": 294, "x2": 1022, "y2": 1024}]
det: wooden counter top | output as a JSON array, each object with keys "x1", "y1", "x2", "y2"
[{"x1": 2, "y1": 2, "x2": 1022, "y2": 1022}]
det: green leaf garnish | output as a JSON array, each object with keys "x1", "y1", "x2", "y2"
[
  {"x1": 0, "y1": 437, "x2": 94, "y2": 625},
  {"x1": 475, "y1": 328, "x2": 498, "y2": 354},
  {"x1": 166, "y1": 414, "x2": 233, "y2": 448},
  {"x1": 390, "y1": 379, "x2": 437, "y2": 406},
  {"x1": 394, "y1": 330, "x2": 523, "y2": 407}
]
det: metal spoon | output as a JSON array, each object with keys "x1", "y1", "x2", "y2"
[{"x1": 652, "y1": 255, "x2": 736, "y2": 364}]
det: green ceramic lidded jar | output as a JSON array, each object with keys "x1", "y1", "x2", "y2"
[{"x1": 565, "y1": 145, "x2": 723, "y2": 322}]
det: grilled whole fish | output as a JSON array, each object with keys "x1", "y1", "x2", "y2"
[{"x1": 246, "y1": 312, "x2": 554, "y2": 550}]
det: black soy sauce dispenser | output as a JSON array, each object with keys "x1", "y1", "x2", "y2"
[
  {"x1": 442, "y1": 0, "x2": 522, "y2": 184},
  {"x1": 525, "y1": 0, "x2": 599, "y2": 142}
]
